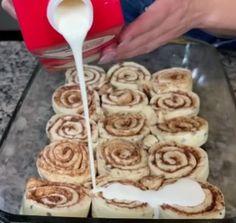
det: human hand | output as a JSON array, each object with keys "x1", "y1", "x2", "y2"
[
  {"x1": 99, "y1": 0, "x2": 208, "y2": 63},
  {"x1": 1, "y1": 0, "x2": 17, "y2": 19}
]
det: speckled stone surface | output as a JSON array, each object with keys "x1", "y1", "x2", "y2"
[{"x1": 0, "y1": 42, "x2": 37, "y2": 139}]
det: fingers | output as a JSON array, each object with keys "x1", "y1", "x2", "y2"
[
  {"x1": 98, "y1": 45, "x2": 117, "y2": 64},
  {"x1": 116, "y1": 23, "x2": 172, "y2": 59},
  {"x1": 1, "y1": 0, "x2": 17, "y2": 19},
  {"x1": 99, "y1": 0, "x2": 195, "y2": 64},
  {"x1": 116, "y1": 6, "x2": 187, "y2": 59},
  {"x1": 99, "y1": 25, "x2": 178, "y2": 64}
]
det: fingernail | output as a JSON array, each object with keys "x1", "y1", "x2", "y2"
[
  {"x1": 98, "y1": 51, "x2": 116, "y2": 64},
  {"x1": 2, "y1": 0, "x2": 17, "y2": 19},
  {"x1": 102, "y1": 44, "x2": 117, "y2": 53},
  {"x1": 118, "y1": 40, "x2": 130, "y2": 48}
]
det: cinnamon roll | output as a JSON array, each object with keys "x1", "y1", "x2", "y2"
[
  {"x1": 107, "y1": 62, "x2": 151, "y2": 90},
  {"x1": 150, "y1": 90, "x2": 200, "y2": 123},
  {"x1": 92, "y1": 176, "x2": 154, "y2": 218},
  {"x1": 159, "y1": 181, "x2": 225, "y2": 219},
  {"x1": 151, "y1": 68, "x2": 193, "y2": 95},
  {"x1": 21, "y1": 178, "x2": 91, "y2": 217},
  {"x1": 36, "y1": 140, "x2": 91, "y2": 185},
  {"x1": 148, "y1": 142, "x2": 209, "y2": 181},
  {"x1": 151, "y1": 116, "x2": 208, "y2": 147},
  {"x1": 52, "y1": 84, "x2": 100, "y2": 121},
  {"x1": 99, "y1": 113, "x2": 150, "y2": 142},
  {"x1": 65, "y1": 65, "x2": 107, "y2": 91},
  {"x1": 101, "y1": 89, "x2": 156, "y2": 124},
  {"x1": 96, "y1": 139, "x2": 149, "y2": 181},
  {"x1": 46, "y1": 114, "x2": 98, "y2": 144}
]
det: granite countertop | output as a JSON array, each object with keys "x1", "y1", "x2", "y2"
[
  {"x1": 0, "y1": 41, "x2": 236, "y2": 139},
  {"x1": 0, "y1": 42, "x2": 37, "y2": 139}
]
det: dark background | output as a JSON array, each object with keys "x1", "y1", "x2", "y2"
[{"x1": 0, "y1": 7, "x2": 19, "y2": 30}]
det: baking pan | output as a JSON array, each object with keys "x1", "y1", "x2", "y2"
[{"x1": 0, "y1": 41, "x2": 236, "y2": 222}]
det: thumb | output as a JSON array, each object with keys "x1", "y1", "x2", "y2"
[{"x1": 1, "y1": 0, "x2": 17, "y2": 19}]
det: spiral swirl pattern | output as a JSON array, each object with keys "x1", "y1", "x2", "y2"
[
  {"x1": 160, "y1": 181, "x2": 225, "y2": 219},
  {"x1": 52, "y1": 84, "x2": 97, "y2": 117},
  {"x1": 152, "y1": 68, "x2": 192, "y2": 85},
  {"x1": 107, "y1": 62, "x2": 151, "y2": 90},
  {"x1": 102, "y1": 89, "x2": 148, "y2": 112},
  {"x1": 37, "y1": 140, "x2": 90, "y2": 184},
  {"x1": 151, "y1": 116, "x2": 208, "y2": 147},
  {"x1": 156, "y1": 116, "x2": 207, "y2": 133},
  {"x1": 65, "y1": 65, "x2": 106, "y2": 90},
  {"x1": 46, "y1": 114, "x2": 98, "y2": 143},
  {"x1": 99, "y1": 113, "x2": 149, "y2": 142},
  {"x1": 22, "y1": 178, "x2": 91, "y2": 217},
  {"x1": 148, "y1": 142, "x2": 209, "y2": 181},
  {"x1": 150, "y1": 91, "x2": 200, "y2": 123},
  {"x1": 26, "y1": 178, "x2": 88, "y2": 208},
  {"x1": 96, "y1": 139, "x2": 149, "y2": 180}
]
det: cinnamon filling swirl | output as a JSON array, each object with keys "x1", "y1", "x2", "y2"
[
  {"x1": 153, "y1": 68, "x2": 192, "y2": 86},
  {"x1": 102, "y1": 89, "x2": 148, "y2": 107},
  {"x1": 157, "y1": 116, "x2": 207, "y2": 133},
  {"x1": 151, "y1": 91, "x2": 197, "y2": 110},
  {"x1": 37, "y1": 140, "x2": 90, "y2": 184},
  {"x1": 150, "y1": 116, "x2": 209, "y2": 147},
  {"x1": 160, "y1": 182, "x2": 225, "y2": 219},
  {"x1": 148, "y1": 142, "x2": 209, "y2": 181},
  {"x1": 96, "y1": 139, "x2": 149, "y2": 180},
  {"x1": 52, "y1": 84, "x2": 97, "y2": 116},
  {"x1": 46, "y1": 114, "x2": 98, "y2": 142},
  {"x1": 150, "y1": 91, "x2": 200, "y2": 123},
  {"x1": 107, "y1": 62, "x2": 151, "y2": 89},
  {"x1": 65, "y1": 65, "x2": 106, "y2": 90},
  {"x1": 103, "y1": 113, "x2": 147, "y2": 137},
  {"x1": 26, "y1": 178, "x2": 87, "y2": 209}
]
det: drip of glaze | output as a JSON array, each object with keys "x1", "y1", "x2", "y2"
[
  {"x1": 93, "y1": 178, "x2": 205, "y2": 218},
  {"x1": 49, "y1": 3, "x2": 205, "y2": 216},
  {"x1": 53, "y1": 0, "x2": 96, "y2": 189}
]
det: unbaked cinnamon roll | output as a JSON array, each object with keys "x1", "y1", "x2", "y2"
[
  {"x1": 148, "y1": 142, "x2": 209, "y2": 181},
  {"x1": 151, "y1": 68, "x2": 193, "y2": 95},
  {"x1": 107, "y1": 62, "x2": 151, "y2": 90},
  {"x1": 36, "y1": 140, "x2": 91, "y2": 185},
  {"x1": 21, "y1": 178, "x2": 91, "y2": 217},
  {"x1": 46, "y1": 114, "x2": 98, "y2": 144},
  {"x1": 159, "y1": 181, "x2": 225, "y2": 219},
  {"x1": 92, "y1": 176, "x2": 154, "y2": 218},
  {"x1": 65, "y1": 65, "x2": 107, "y2": 91},
  {"x1": 52, "y1": 84, "x2": 100, "y2": 121},
  {"x1": 150, "y1": 90, "x2": 200, "y2": 123},
  {"x1": 99, "y1": 113, "x2": 150, "y2": 142},
  {"x1": 96, "y1": 139, "x2": 149, "y2": 181},
  {"x1": 101, "y1": 89, "x2": 156, "y2": 124},
  {"x1": 151, "y1": 116, "x2": 208, "y2": 147}
]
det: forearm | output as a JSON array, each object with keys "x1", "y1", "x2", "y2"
[{"x1": 193, "y1": 0, "x2": 236, "y2": 36}]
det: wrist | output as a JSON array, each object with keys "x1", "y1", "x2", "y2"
[
  {"x1": 189, "y1": 0, "x2": 236, "y2": 36},
  {"x1": 187, "y1": 0, "x2": 214, "y2": 29}
]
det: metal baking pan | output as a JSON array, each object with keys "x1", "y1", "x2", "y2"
[{"x1": 0, "y1": 41, "x2": 236, "y2": 223}]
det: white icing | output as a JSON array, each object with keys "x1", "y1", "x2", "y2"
[
  {"x1": 47, "y1": 3, "x2": 205, "y2": 214},
  {"x1": 49, "y1": 0, "x2": 97, "y2": 189},
  {"x1": 93, "y1": 178, "x2": 205, "y2": 218}
]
